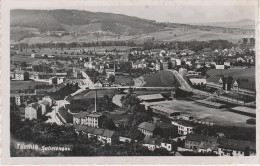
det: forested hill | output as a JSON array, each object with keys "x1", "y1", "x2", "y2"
[
  {"x1": 11, "y1": 9, "x2": 166, "y2": 34},
  {"x1": 10, "y1": 9, "x2": 254, "y2": 43}
]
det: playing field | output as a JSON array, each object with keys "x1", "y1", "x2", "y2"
[
  {"x1": 11, "y1": 81, "x2": 48, "y2": 91},
  {"x1": 151, "y1": 99, "x2": 255, "y2": 127}
]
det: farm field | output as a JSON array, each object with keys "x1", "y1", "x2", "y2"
[
  {"x1": 11, "y1": 80, "x2": 49, "y2": 91},
  {"x1": 141, "y1": 71, "x2": 179, "y2": 87},
  {"x1": 152, "y1": 99, "x2": 255, "y2": 127}
]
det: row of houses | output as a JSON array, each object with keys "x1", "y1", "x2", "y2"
[
  {"x1": 185, "y1": 134, "x2": 256, "y2": 156},
  {"x1": 75, "y1": 125, "x2": 117, "y2": 145}
]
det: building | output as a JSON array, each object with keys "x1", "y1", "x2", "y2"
[
  {"x1": 155, "y1": 122, "x2": 178, "y2": 139},
  {"x1": 137, "y1": 94, "x2": 165, "y2": 103},
  {"x1": 172, "y1": 121, "x2": 194, "y2": 135},
  {"x1": 25, "y1": 103, "x2": 42, "y2": 120},
  {"x1": 185, "y1": 134, "x2": 217, "y2": 151},
  {"x1": 160, "y1": 62, "x2": 169, "y2": 70},
  {"x1": 42, "y1": 96, "x2": 53, "y2": 107},
  {"x1": 142, "y1": 136, "x2": 173, "y2": 151},
  {"x1": 39, "y1": 100, "x2": 49, "y2": 115},
  {"x1": 217, "y1": 138, "x2": 256, "y2": 156},
  {"x1": 73, "y1": 112, "x2": 104, "y2": 128},
  {"x1": 15, "y1": 71, "x2": 29, "y2": 80},
  {"x1": 76, "y1": 125, "x2": 117, "y2": 145},
  {"x1": 15, "y1": 95, "x2": 22, "y2": 106},
  {"x1": 98, "y1": 129, "x2": 117, "y2": 144},
  {"x1": 138, "y1": 122, "x2": 156, "y2": 137}
]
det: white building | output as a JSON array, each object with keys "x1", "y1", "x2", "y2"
[{"x1": 172, "y1": 121, "x2": 194, "y2": 135}]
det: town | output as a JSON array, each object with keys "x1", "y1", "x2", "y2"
[{"x1": 10, "y1": 35, "x2": 256, "y2": 156}]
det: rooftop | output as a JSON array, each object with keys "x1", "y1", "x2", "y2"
[{"x1": 138, "y1": 122, "x2": 156, "y2": 131}]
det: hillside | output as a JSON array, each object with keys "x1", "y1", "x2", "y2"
[
  {"x1": 192, "y1": 19, "x2": 255, "y2": 29},
  {"x1": 11, "y1": 9, "x2": 254, "y2": 43}
]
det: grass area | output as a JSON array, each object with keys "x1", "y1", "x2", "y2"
[
  {"x1": 207, "y1": 68, "x2": 255, "y2": 81},
  {"x1": 11, "y1": 80, "x2": 49, "y2": 91},
  {"x1": 142, "y1": 71, "x2": 179, "y2": 87},
  {"x1": 10, "y1": 54, "x2": 37, "y2": 63},
  {"x1": 114, "y1": 76, "x2": 134, "y2": 86}
]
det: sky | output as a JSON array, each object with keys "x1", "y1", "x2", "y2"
[{"x1": 79, "y1": 5, "x2": 255, "y2": 23}]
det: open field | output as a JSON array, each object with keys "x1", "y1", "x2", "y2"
[
  {"x1": 207, "y1": 68, "x2": 255, "y2": 79},
  {"x1": 11, "y1": 80, "x2": 49, "y2": 91},
  {"x1": 72, "y1": 89, "x2": 117, "y2": 100},
  {"x1": 141, "y1": 71, "x2": 178, "y2": 87},
  {"x1": 152, "y1": 100, "x2": 255, "y2": 127},
  {"x1": 10, "y1": 54, "x2": 37, "y2": 63}
]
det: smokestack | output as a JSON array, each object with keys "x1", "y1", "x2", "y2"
[{"x1": 94, "y1": 89, "x2": 97, "y2": 112}]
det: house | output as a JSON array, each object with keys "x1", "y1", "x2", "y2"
[
  {"x1": 73, "y1": 111, "x2": 104, "y2": 128},
  {"x1": 185, "y1": 134, "x2": 217, "y2": 151},
  {"x1": 38, "y1": 100, "x2": 49, "y2": 115},
  {"x1": 94, "y1": 80, "x2": 103, "y2": 87},
  {"x1": 138, "y1": 122, "x2": 156, "y2": 137},
  {"x1": 25, "y1": 103, "x2": 42, "y2": 120},
  {"x1": 172, "y1": 121, "x2": 194, "y2": 135},
  {"x1": 142, "y1": 136, "x2": 173, "y2": 151},
  {"x1": 15, "y1": 95, "x2": 22, "y2": 106},
  {"x1": 76, "y1": 125, "x2": 118, "y2": 145},
  {"x1": 160, "y1": 62, "x2": 169, "y2": 70},
  {"x1": 215, "y1": 65, "x2": 225, "y2": 70},
  {"x1": 42, "y1": 96, "x2": 53, "y2": 107},
  {"x1": 217, "y1": 138, "x2": 256, "y2": 156},
  {"x1": 98, "y1": 129, "x2": 118, "y2": 144},
  {"x1": 198, "y1": 142, "x2": 218, "y2": 154},
  {"x1": 15, "y1": 71, "x2": 29, "y2": 80}
]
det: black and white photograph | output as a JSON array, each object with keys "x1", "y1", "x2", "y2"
[{"x1": 1, "y1": 0, "x2": 259, "y2": 164}]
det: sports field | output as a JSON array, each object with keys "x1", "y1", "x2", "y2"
[{"x1": 151, "y1": 99, "x2": 255, "y2": 127}]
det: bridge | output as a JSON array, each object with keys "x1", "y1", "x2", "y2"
[{"x1": 88, "y1": 86, "x2": 176, "y2": 90}]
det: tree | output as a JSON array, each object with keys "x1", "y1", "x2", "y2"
[
  {"x1": 101, "y1": 117, "x2": 116, "y2": 130},
  {"x1": 154, "y1": 148, "x2": 171, "y2": 156},
  {"x1": 126, "y1": 127, "x2": 145, "y2": 141},
  {"x1": 107, "y1": 74, "x2": 115, "y2": 83}
]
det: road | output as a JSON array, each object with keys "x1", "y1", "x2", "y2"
[
  {"x1": 45, "y1": 100, "x2": 70, "y2": 125},
  {"x1": 168, "y1": 69, "x2": 252, "y2": 106}
]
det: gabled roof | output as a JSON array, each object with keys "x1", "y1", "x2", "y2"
[
  {"x1": 186, "y1": 134, "x2": 217, "y2": 143},
  {"x1": 76, "y1": 125, "x2": 89, "y2": 132},
  {"x1": 218, "y1": 138, "x2": 253, "y2": 151},
  {"x1": 102, "y1": 130, "x2": 115, "y2": 138},
  {"x1": 92, "y1": 128, "x2": 105, "y2": 135},
  {"x1": 41, "y1": 100, "x2": 49, "y2": 106},
  {"x1": 138, "y1": 122, "x2": 156, "y2": 131},
  {"x1": 32, "y1": 103, "x2": 41, "y2": 110},
  {"x1": 74, "y1": 111, "x2": 90, "y2": 118}
]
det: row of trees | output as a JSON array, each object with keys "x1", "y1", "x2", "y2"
[{"x1": 12, "y1": 41, "x2": 138, "y2": 50}]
